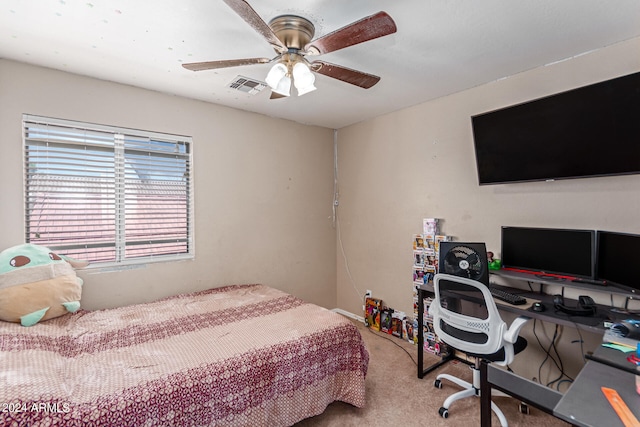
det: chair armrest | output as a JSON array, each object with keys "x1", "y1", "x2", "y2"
[{"x1": 503, "y1": 315, "x2": 531, "y2": 344}]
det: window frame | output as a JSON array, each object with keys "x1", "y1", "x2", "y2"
[{"x1": 22, "y1": 114, "x2": 195, "y2": 268}]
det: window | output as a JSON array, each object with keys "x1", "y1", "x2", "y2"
[{"x1": 23, "y1": 115, "x2": 194, "y2": 266}]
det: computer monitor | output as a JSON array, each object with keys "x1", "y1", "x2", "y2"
[
  {"x1": 596, "y1": 230, "x2": 640, "y2": 294},
  {"x1": 501, "y1": 226, "x2": 595, "y2": 279}
]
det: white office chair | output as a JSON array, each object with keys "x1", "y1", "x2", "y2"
[{"x1": 429, "y1": 273, "x2": 530, "y2": 427}]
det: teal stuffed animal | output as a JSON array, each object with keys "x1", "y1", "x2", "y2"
[{"x1": 0, "y1": 244, "x2": 88, "y2": 326}]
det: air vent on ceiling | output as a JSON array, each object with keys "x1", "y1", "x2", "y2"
[{"x1": 228, "y1": 76, "x2": 267, "y2": 95}]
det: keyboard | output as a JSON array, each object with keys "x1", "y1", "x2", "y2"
[{"x1": 489, "y1": 287, "x2": 527, "y2": 305}]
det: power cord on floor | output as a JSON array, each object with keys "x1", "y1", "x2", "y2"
[{"x1": 366, "y1": 326, "x2": 418, "y2": 366}]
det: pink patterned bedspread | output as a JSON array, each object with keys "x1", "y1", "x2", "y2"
[{"x1": 0, "y1": 284, "x2": 369, "y2": 426}]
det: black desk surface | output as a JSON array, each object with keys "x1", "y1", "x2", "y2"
[
  {"x1": 492, "y1": 285, "x2": 621, "y2": 330},
  {"x1": 417, "y1": 282, "x2": 633, "y2": 335},
  {"x1": 553, "y1": 346, "x2": 640, "y2": 427}
]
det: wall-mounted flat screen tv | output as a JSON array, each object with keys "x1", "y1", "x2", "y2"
[
  {"x1": 501, "y1": 226, "x2": 595, "y2": 279},
  {"x1": 596, "y1": 230, "x2": 640, "y2": 294},
  {"x1": 472, "y1": 71, "x2": 640, "y2": 185}
]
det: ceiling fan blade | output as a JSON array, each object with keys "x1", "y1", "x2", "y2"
[
  {"x1": 222, "y1": 0, "x2": 286, "y2": 52},
  {"x1": 305, "y1": 11, "x2": 396, "y2": 56},
  {"x1": 310, "y1": 61, "x2": 380, "y2": 89},
  {"x1": 182, "y1": 57, "x2": 271, "y2": 71}
]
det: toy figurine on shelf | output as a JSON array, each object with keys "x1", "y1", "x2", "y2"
[{"x1": 487, "y1": 251, "x2": 502, "y2": 270}]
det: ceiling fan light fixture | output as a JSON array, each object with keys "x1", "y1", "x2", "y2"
[
  {"x1": 265, "y1": 63, "x2": 288, "y2": 90},
  {"x1": 292, "y1": 62, "x2": 316, "y2": 96},
  {"x1": 296, "y1": 83, "x2": 317, "y2": 96},
  {"x1": 272, "y1": 74, "x2": 291, "y2": 97}
]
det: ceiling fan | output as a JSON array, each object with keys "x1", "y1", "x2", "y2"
[{"x1": 182, "y1": 0, "x2": 397, "y2": 98}]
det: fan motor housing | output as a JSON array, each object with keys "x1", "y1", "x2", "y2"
[{"x1": 269, "y1": 15, "x2": 315, "y2": 50}]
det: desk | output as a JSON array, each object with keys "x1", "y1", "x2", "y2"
[
  {"x1": 416, "y1": 281, "x2": 624, "y2": 378},
  {"x1": 480, "y1": 346, "x2": 640, "y2": 427},
  {"x1": 417, "y1": 279, "x2": 640, "y2": 426}
]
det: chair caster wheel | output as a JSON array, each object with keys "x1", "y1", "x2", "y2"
[
  {"x1": 434, "y1": 379, "x2": 442, "y2": 389},
  {"x1": 439, "y1": 407, "x2": 449, "y2": 418},
  {"x1": 519, "y1": 402, "x2": 529, "y2": 414}
]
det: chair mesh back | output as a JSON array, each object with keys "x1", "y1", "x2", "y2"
[
  {"x1": 439, "y1": 320, "x2": 488, "y2": 344},
  {"x1": 430, "y1": 274, "x2": 506, "y2": 356}
]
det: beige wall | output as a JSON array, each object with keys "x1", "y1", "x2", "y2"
[
  {"x1": 336, "y1": 36, "x2": 640, "y2": 385},
  {"x1": 0, "y1": 59, "x2": 337, "y2": 310}
]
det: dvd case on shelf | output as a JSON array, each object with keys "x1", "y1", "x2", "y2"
[
  {"x1": 365, "y1": 297, "x2": 383, "y2": 331},
  {"x1": 412, "y1": 218, "x2": 450, "y2": 356}
]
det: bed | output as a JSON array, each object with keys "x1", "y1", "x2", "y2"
[{"x1": 0, "y1": 284, "x2": 369, "y2": 426}]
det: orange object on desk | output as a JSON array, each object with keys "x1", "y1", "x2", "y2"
[{"x1": 601, "y1": 387, "x2": 640, "y2": 427}]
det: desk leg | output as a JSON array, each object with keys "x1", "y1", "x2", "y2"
[
  {"x1": 417, "y1": 289, "x2": 423, "y2": 378},
  {"x1": 480, "y1": 359, "x2": 492, "y2": 427}
]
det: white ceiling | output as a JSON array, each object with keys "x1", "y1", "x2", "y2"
[{"x1": 2, "y1": 1, "x2": 640, "y2": 129}]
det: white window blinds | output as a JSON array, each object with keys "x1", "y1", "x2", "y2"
[{"x1": 23, "y1": 115, "x2": 194, "y2": 266}]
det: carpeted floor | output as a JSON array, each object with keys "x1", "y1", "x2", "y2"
[{"x1": 295, "y1": 317, "x2": 571, "y2": 427}]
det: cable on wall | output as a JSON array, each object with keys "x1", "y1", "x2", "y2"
[
  {"x1": 332, "y1": 129, "x2": 339, "y2": 228},
  {"x1": 332, "y1": 128, "x2": 363, "y2": 301},
  {"x1": 338, "y1": 214, "x2": 363, "y2": 302}
]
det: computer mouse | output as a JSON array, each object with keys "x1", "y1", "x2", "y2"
[{"x1": 532, "y1": 302, "x2": 546, "y2": 312}]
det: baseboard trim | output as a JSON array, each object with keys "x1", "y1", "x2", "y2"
[{"x1": 331, "y1": 308, "x2": 365, "y2": 323}]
